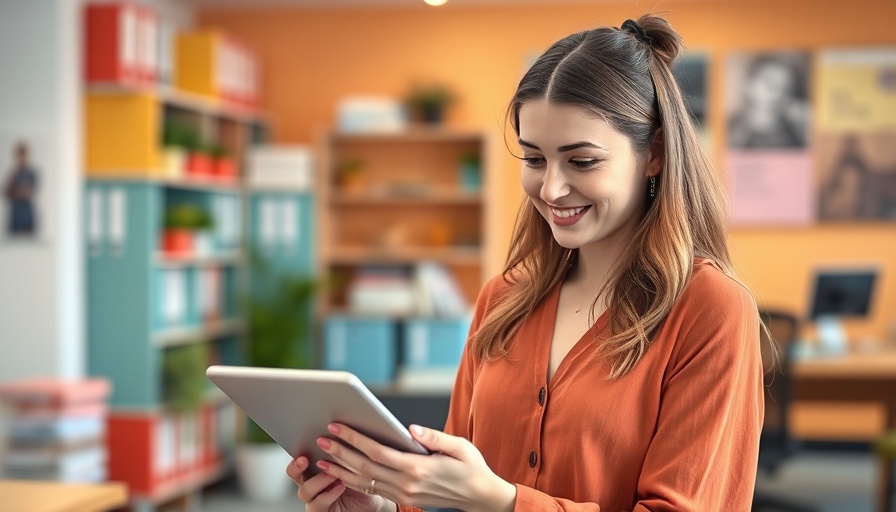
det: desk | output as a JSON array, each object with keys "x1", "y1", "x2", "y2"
[
  {"x1": 792, "y1": 351, "x2": 896, "y2": 512},
  {"x1": 0, "y1": 479, "x2": 127, "y2": 512}
]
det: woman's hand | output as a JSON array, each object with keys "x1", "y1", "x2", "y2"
[
  {"x1": 286, "y1": 455, "x2": 394, "y2": 512},
  {"x1": 314, "y1": 423, "x2": 516, "y2": 512}
]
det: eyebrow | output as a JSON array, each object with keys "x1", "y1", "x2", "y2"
[{"x1": 518, "y1": 139, "x2": 607, "y2": 152}]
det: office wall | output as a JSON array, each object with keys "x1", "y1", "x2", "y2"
[
  {"x1": 200, "y1": 0, "x2": 896, "y2": 343},
  {"x1": 0, "y1": 0, "x2": 82, "y2": 379}
]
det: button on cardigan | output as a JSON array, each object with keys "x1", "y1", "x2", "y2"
[{"x1": 400, "y1": 260, "x2": 764, "y2": 511}]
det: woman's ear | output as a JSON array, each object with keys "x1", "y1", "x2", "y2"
[{"x1": 646, "y1": 128, "x2": 664, "y2": 178}]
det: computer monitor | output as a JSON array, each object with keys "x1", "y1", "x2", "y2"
[{"x1": 808, "y1": 269, "x2": 877, "y2": 353}]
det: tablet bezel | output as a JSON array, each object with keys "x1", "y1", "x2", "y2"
[{"x1": 206, "y1": 365, "x2": 429, "y2": 475}]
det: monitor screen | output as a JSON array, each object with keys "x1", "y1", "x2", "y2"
[{"x1": 809, "y1": 270, "x2": 877, "y2": 319}]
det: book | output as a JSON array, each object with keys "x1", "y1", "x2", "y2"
[{"x1": 0, "y1": 378, "x2": 111, "y2": 408}]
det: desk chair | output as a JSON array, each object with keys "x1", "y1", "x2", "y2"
[
  {"x1": 752, "y1": 310, "x2": 817, "y2": 512},
  {"x1": 875, "y1": 430, "x2": 896, "y2": 512}
]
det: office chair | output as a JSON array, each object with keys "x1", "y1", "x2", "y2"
[{"x1": 752, "y1": 309, "x2": 817, "y2": 512}]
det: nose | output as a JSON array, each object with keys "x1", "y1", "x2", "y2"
[{"x1": 540, "y1": 162, "x2": 570, "y2": 203}]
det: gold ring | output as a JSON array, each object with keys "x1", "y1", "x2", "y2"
[{"x1": 363, "y1": 478, "x2": 376, "y2": 495}]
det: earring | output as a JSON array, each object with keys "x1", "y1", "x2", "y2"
[{"x1": 649, "y1": 176, "x2": 656, "y2": 198}]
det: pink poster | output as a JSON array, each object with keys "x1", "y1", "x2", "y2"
[{"x1": 727, "y1": 151, "x2": 814, "y2": 225}]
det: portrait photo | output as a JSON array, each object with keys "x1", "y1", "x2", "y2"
[
  {"x1": 1, "y1": 135, "x2": 49, "y2": 242},
  {"x1": 725, "y1": 51, "x2": 811, "y2": 150}
]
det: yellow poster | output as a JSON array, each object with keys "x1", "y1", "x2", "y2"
[{"x1": 818, "y1": 49, "x2": 896, "y2": 132}]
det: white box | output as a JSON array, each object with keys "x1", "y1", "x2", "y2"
[
  {"x1": 248, "y1": 145, "x2": 314, "y2": 190},
  {"x1": 337, "y1": 96, "x2": 407, "y2": 134}
]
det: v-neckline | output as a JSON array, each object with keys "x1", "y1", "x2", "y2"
[{"x1": 541, "y1": 281, "x2": 609, "y2": 389}]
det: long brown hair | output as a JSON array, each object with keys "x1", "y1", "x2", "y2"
[{"x1": 471, "y1": 14, "x2": 735, "y2": 378}]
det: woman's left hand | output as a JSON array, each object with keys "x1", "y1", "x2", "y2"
[{"x1": 314, "y1": 423, "x2": 516, "y2": 512}]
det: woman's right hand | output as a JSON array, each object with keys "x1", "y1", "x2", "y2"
[{"x1": 286, "y1": 456, "x2": 390, "y2": 512}]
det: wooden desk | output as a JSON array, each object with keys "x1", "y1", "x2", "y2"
[
  {"x1": 792, "y1": 350, "x2": 896, "y2": 512},
  {"x1": 793, "y1": 351, "x2": 896, "y2": 438},
  {"x1": 0, "y1": 479, "x2": 127, "y2": 512}
]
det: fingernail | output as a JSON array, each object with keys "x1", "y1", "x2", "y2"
[
  {"x1": 316, "y1": 460, "x2": 330, "y2": 470},
  {"x1": 411, "y1": 424, "x2": 424, "y2": 437},
  {"x1": 327, "y1": 423, "x2": 340, "y2": 435},
  {"x1": 294, "y1": 457, "x2": 307, "y2": 468},
  {"x1": 316, "y1": 437, "x2": 331, "y2": 450}
]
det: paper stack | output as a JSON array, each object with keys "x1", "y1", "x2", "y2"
[{"x1": 0, "y1": 377, "x2": 111, "y2": 483}]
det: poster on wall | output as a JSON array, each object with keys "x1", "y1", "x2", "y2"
[
  {"x1": 724, "y1": 51, "x2": 814, "y2": 226},
  {"x1": 816, "y1": 49, "x2": 896, "y2": 222},
  {"x1": 0, "y1": 134, "x2": 52, "y2": 243}
]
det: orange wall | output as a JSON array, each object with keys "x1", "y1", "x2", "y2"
[{"x1": 201, "y1": 0, "x2": 896, "y2": 344}]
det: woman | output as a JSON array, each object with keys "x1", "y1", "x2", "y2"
[{"x1": 288, "y1": 14, "x2": 763, "y2": 511}]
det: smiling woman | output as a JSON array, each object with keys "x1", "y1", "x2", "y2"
[{"x1": 288, "y1": 13, "x2": 764, "y2": 512}]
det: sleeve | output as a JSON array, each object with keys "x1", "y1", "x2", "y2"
[
  {"x1": 633, "y1": 277, "x2": 764, "y2": 511},
  {"x1": 507, "y1": 274, "x2": 764, "y2": 512}
]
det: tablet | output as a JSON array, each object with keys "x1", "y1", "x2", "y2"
[{"x1": 206, "y1": 365, "x2": 429, "y2": 474}]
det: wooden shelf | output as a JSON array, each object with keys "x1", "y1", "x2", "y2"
[
  {"x1": 328, "y1": 246, "x2": 482, "y2": 265},
  {"x1": 153, "y1": 319, "x2": 244, "y2": 348},
  {"x1": 87, "y1": 82, "x2": 265, "y2": 124},
  {"x1": 154, "y1": 252, "x2": 244, "y2": 268},
  {"x1": 331, "y1": 129, "x2": 484, "y2": 144},
  {"x1": 331, "y1": 190, "x2": 481, "y2": 206},
  {"x1": 85, "y1": 174, "x2": 243, "y2": 192}
]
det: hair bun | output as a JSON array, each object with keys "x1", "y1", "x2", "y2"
[{"x1": 634, "y1": 14, "x2": 682, "y2": 67}]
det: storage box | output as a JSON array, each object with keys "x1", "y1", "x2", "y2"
[
  {"x1": 175, "y1": 30, "x2": 258, "y2": 106},
  {"x1": 248, "y1": 146, "x2": 314, "y2": 190},
  {"x1": 402, "y1": 316, "x2": 470, "y2": 370},
  {"x1": 85, "y1": 2, "x2": 158, "y2": 86},
  {"x1": 324, "y1": 317, "x2": 396, "y2": 386}
]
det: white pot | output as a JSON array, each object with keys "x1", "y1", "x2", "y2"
[
  {"x1": 194, "y1": 231, "x2": 215, "y2": 257},
  {"x1": 162, "y1": 147, "x2": 187, "y2": 179},
  {"x1": 235, "y1": 444, "x2": 294, "y2": 503}
]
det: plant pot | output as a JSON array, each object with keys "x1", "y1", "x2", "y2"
[
  {"x1": 235, "y1": 443, "x2": 293, "y2": 502},
  {"x1": 421, "y1": 104, "x2": 445, "y2": 125},
  {"x1": 213, "y1": 157, "x2": 238, "y2": 181},
  {"x1": 162, "y1": 147, "x2": 187, "y2": 179},
  {"x1": 186, "y1": 153, "x2": 214, "y2": 177},
  {"x1": 162, "y1": 229, "x2": 194, "y2": 255}
]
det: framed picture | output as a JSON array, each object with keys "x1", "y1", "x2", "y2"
[{"x1": 0, "y1": 134, "x2": 51, "y2": 242}]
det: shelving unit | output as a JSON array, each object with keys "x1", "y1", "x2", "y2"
[
  {"x1": 82, "y1": 11, "x2": 266, "y2": 506},
  {"x1": 316, "y1": 129, "x2": 494, "y2": 409}
]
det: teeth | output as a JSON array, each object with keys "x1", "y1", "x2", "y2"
[{"x1": 551, "y1": 206, "x2": 586, "y2": 218}]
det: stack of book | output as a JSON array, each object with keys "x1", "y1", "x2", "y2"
[
  {"x1": 348, "y1": 265, "x2": 416, "y2": 315},
  {"x1": 0, "y1": 378, "x2": 111, "y2": 483}
]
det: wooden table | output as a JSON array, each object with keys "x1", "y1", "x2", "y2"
[
  {"x1": 0, "y1": 479, "x2": 127, "y2": 512},
  {"x1": 793, "y1": 350, "x2": 896, "y2": 512}
]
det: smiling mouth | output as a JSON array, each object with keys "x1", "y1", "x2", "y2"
[{"x1": 550, "y1": 205, "x2": 590, "y2": 218}]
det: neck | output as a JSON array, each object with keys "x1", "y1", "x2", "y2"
[{"x1": 570, "y1": 240, "x2": 621, "y2": 292}]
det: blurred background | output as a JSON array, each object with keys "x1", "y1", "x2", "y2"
[{"x1": 0, "y1": 0, "x2": 894, "y2": 511}]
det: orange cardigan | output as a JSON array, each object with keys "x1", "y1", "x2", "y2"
[{"x1": 401, "y1": 260, "x2": 764, "y2": 511}]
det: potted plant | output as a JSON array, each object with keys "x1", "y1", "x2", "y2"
[
  {"x1": 336, "y1": 157, "x2": 365, "y2": 193},
  {"x1": 162, "y1": 120, "x2": 191, "y2": 179},
  {"x1": 236, "y1": 250, "x2": 318, "y2": 502},
  {"x1": 182, "y1": 129, "x2": 214, "y2": 178},
  {"x1": 162, "y1": 203, "x2": 214, "y2": 255},
  {"x1": 405, "y1": 83, "x2": 455, "y2": 125},
  {"x1": 209, "y1": 143, "x2": 237, "y2": 182}
]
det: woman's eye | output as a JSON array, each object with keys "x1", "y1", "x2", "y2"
[
  {"x1": 570, "y1": 159, "x2": 599, "y2": 170},
  {"x1": 522, "y1": 157, "x2": 545, "y2": 168}
]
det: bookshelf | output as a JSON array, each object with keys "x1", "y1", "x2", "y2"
[
  {"x1": 316, "y1": 129, "x2": 494, "y2": 403},
  {"x1": 83, "y1": 4, "x2": 265, "y2": 505}
]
